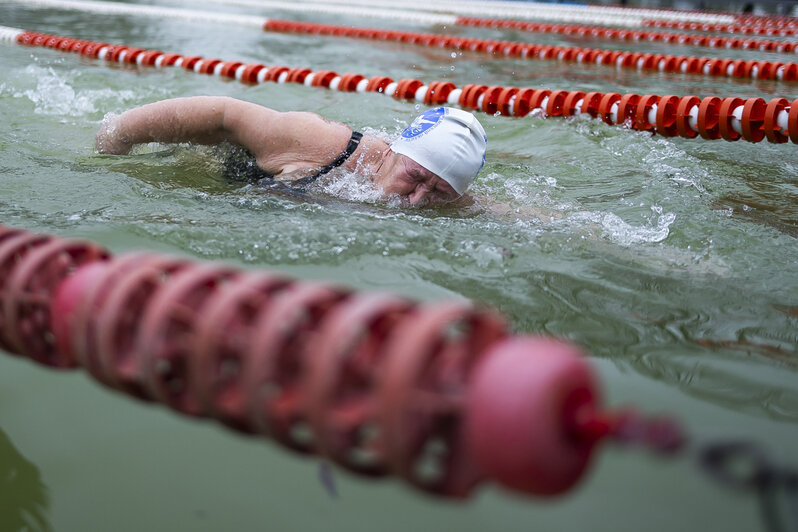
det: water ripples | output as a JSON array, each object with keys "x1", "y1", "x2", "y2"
[{"x1": 1, "y1": 24, "x2": 797, "y2": 428}]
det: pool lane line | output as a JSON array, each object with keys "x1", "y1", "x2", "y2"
[
  {"x1": 191, "y1": 0, "x2": 679, "y2": 29},
  {"x1": 6, "y1": 0, "x2": 798, "y2": 83},
  {"x1": 264, "y1": 20, "x2": 798, "y2": 83},
  {"x1": 257, "y1": 0, "x2": 738, "y2": 26},
  {"x1": 644, "y1": 19, "x2": 798, "y2": 37},
  {"x1": 0, "y1": 221, "x2": 696, "y2": 501},
  {"x1": 298, "y1": 0, "x2": 798, "y2": 32},
  {"x1": 4, "y1": 26, "x2": 798, "y2": 145},
  {"x1": 7, "y1": 0, "x2": 794, "y2": 34},
  {"x1": 730, "y1": 13, "x2": 798, "y2": 30},
  {"x1": 454, "y1": 17, "x2": 798, "y2": 54},
  {"x1": 192, "y1": 0, "x2": 798, "y2": 55},
  {"x1": 222, "y1": 0, "x2": 794, "y2": 32}
]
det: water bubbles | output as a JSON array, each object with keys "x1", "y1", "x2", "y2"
[
  {"x1": 450, "y1": 52, "x2": 457, "y2": 59},
  {"x1": 600, "y1": 210, "x2": 676, "y2": 246},
  {"x1": 16, "y1": 65, "x2": 136, "y2": 118},
  {"x1": 319, "y1": 170, "x2": 383, "y2": 204},
  {"x1": 450, "y1": 66, "x2": 456, "y2": 71}
]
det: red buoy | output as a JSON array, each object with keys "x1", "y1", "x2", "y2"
[
  {"x1": 50, "y1": 261, "x2": 109, "y2": 360},
  {"x1": 465, "y1": 337, "x2": 604, "y2": 496}
]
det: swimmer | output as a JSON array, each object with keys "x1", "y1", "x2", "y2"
[{"x1": 95, "y1": 96, "x2": 487, "y2": 207}]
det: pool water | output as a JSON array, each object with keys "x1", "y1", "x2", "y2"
[{"x1": 1, "y1": 2, "x2": 797, "y2": 531}]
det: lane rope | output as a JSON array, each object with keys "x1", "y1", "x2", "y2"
[
  {"x1": 4, "y1": 26, "x2": 797, "y2": 145},
  {"x1": 280, "y1": 0, "x2": 740, "y2": 25},
  {"x1": 6, "y1": 0, "x2": 798, "y2": 84},
  {"x1": 2, "y1": 224, "x2": 797, "y2": 521},
  {"x1": 193, "y1": 0, "x2": 798, "y2": 55},
  {"x1": 2, "y1": 0, "x2": 729, "y2": 29},
  {"x1": 455, "y1": 17, "x2": 798, "y2": 55},
  {"x1": 186, "y1": 0, "x2": 458, "y2": 26},
  {"x1": 307, "y1": 0, "x2": 798, "y2": 29},
  {"x1": 0, "y1": 222, "x2": 670, "y2": 499},
  {"x1": 643, "y1": 19, "x2": 798, "y2": 37},
  {"x1": 265, "y1": 20, "x2": 798, "y2": 83}
]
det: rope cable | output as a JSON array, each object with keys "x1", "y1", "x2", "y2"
[
  {"x1": 3, "y1": 25, "x2": 796, "y2": 145},
  {"x1": 5, "y1": 0, "x2": 798, "y2": 83},
  {"x1": 190, "y1": 0, "x2": 798, "y2": 55}
]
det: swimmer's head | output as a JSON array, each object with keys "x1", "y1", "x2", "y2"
[{"x1": 390, "y1": 107, "x2": 487, "y2": 196}]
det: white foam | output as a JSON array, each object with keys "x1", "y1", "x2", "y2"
[
  {"x1": 15, "y1": 65, "x2": 137, "y2": 117},
  {"x1": 600, "y1": 209, "x2": 676, "y2": 245},
  {"x1": 319, "y1": 171, "x2": 384, "y2": 203}
]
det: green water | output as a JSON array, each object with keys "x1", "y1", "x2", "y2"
[{"x1": 1, "y1": 3, "x2": 798, "y2": 531}]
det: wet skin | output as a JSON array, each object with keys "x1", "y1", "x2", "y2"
[
  {"x1": 371, "y1": 150, "x2": 460, "y2": 207},
  {"x1": 95, "y1": 97, "x2": 464, "y2": 207}
]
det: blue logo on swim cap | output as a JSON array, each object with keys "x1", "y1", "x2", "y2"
[{"x1": 401, "y1": 107, "x2": 445, "y2": 139}]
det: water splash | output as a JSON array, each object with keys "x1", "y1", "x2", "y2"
[
  {"x1": 601, "y1": 209, "x2": 676, "y2": 245},
  {"x1": 562, "y1": 206, "x2": 676, "y2": 245},
  {"x1": 318, "y1": 170, "x2": 384, "y2": 204},
  {"x1": 14, "y1": 65, "x2": 136, "y2": 118}
]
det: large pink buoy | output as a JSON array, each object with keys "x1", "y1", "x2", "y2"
[
  {"x1": 50, "y1": 261, "x2": 109, "y2": 361},
  {"x1": 465, "y1": 336, "x2": 604, "y2": 496}
]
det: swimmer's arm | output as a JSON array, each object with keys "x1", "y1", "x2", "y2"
[
  {"x1": 96, "y1": 97, "x2": 351, "y2": 175},
  {"x1": 96, "y1": 96, "x2": 237, "y2": 155}
]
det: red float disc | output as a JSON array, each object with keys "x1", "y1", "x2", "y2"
[
  {"x1": 763, "y1": 97, "x2": 789, "y2": 144},
  {"x1": 697, "y1": 96, "x2": 722, "y2": 140},
  {"x1": 69, "y1": 254, "x2": 155, "y2": 384},
  {"x1": 136, "y1": 264, "x2": 239, "y2": 415},
  {"x1": 304, "y1": 293, "x2": 414, "y2": 475},
  {"x1": 788, "y1": 98, "x2": 798, "y2": 145},
  {"x1": 655, "y1": 95, "x2": 679, "y2": 137},
  {"x1": 243, "y1": 282, "x2": 350, "y2": 453},
  {"x1": 189, "y1": 271, "x2": 291, "y2": 432},
  {"x1": 719, "y1": 97, "x2": 743, "y2": 141},
  {"x1": 740, "y1": 98, "x2": 766, "y2": 142},
  {"x1": 3, "y1": 238, "x2": 108, "y2": 366},
  {"x1": 616, "y1": 93, "x2": 641, "y2": 127},
  {"x1": 465, "y1": 337, "x2": 602, "y2": 496},
  {"x1": 94, "y1": 256, "x2": 190, "y2": 399},
  {"x1": 480, "y1": 86, "x2": 505, "y2": 115},
  {"x1": 579, "y1": 92, "x2": 603, "y2": 118},
  {"x1": 562, "y1": 91, "x2": 585, "y2": 117},
  {"x1": 511, "y1": 88, "x2": 536, "y2": 117},
  {"x1": 424, "y1": 81, "x2": 455, "y2": 105},
  {"x1": 634, "y1": 94, "x2": 660, "y2": 131},
  {"x1": 598, "y1": 92, "x2": 621, "y2": 125},
  {"x1": 50, "y1": 260, "x2": 109, "y2": 366},
  {"x1": 376, "y1": 302, "x2": 507, "y2": 497},
  {"x1": 495, "y1": 86, "x2": 519, "y2": 116},
  {"x1": 546, "y1": 90, "x2": 569, "y2": 117}
]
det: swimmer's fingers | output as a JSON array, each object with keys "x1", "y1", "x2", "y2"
[{"x1": 96, "y1": 118, "x2": 132, "y2": 155}]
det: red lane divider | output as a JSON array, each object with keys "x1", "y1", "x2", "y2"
[
  {"x1": 13, "y1": 30, "x2": 798, "y2": 144},
  {"x1": 261, "y1": 19, "x2": 798, "y2": 83},
  {"x1": 456, "y1": 16, "x2": 798, "y2": 54},
  {"x1": 0, "y1": 223, "x2": 687, "y2": 498},
  {"x1": 732, "y1": 14, "x2": 798, "y2": 29},
  {"x1": 642, "y1": 19, "x2": 798, "y2": 37}
]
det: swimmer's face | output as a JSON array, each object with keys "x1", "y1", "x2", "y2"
[{"x1": 374, "y1": 153, "x2": 459, "y2": 207}]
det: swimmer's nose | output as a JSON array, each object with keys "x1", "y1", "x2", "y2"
[{"x1": 408, "y1": 186, "x2": 428, "y2": 206}]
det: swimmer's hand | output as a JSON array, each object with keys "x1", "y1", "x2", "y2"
[{"x1": 96, "y1": 116, "x2": 133, "y2": 155}]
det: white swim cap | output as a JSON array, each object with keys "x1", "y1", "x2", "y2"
[{"x1": 390, "y1": 107, "x2": 487, "y2": 196}]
